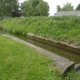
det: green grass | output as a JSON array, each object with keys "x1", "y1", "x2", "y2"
[
  {"x1": 0, "y1": 35, "x2": 80, "y2": 80},
  {"x1": 0, "y1": 35, "x2": 61, "y2": 80},
  {"x1": 0, "y1": 16, "x2": 80, "y2": 45}
]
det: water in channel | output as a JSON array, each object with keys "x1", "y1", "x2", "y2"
[{"x1": 0, "y1": 29, "x2": 80, "y2": 64}]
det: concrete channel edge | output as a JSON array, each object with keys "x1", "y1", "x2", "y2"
[{"x1": 1, "y1": 34, "x2": 76, "y2": 74}]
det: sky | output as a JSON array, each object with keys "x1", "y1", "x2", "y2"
[{"x1": 19, "y1": 0, "x2": 80, "y2": 16}]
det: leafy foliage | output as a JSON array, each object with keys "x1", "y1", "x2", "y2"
[
  {"x1": 1, "y1": 16, "x2": 80, "y2": 45},
  {"x1": 57, "y1": 2, "x2": 74, "y2": 11},
  {"x1": 56, "y1": 5, "x2": 61, "y2": 12},
  {"x1": 76, "y1": 3, "x2": 80, "y2": 10},
  {"x1": 0, "y1": 0, "x2": 19, "y2": 17},
  {"x1": 21, "y1": 0, "x2": 49, "y2": 16}
]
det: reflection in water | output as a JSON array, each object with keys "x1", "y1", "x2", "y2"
[{"x1": 0, "y1": 29, "x2": 80, "y2": 63}]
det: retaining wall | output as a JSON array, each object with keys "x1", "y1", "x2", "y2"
[{"x1": 27, "y1": 33, "x2": 80, "y2": 54}]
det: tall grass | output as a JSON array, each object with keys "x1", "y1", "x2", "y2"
[{"x1": 0, "y1": 16, "x2": 80, "y2": 45}]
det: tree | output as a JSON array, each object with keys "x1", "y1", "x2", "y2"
[
  {"x1": 21, "y1": 0, "x2": 49, "y2": 16},
  {"x1": 76, "y1": 3, "x2": 80, "y2": 10},
  {"x1": 62, "y1": 2, "x2": 74, "y2": 11},
  {"x1": 0, "y1": 0, "x2": 19, "y2": 17},
  {"x1": 56, "y1": 5, "x2": 61, "y2": 12},
  {"x1": 35, "y1": 1, "x2": 49, "y2": 16},
  {"x1": 56, "y1": 2, "x2": 74, "y2": 11}
]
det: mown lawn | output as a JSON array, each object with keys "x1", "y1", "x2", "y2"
[
  {"x1": 0, "y1": 35, "x2": 80, "y2": 80},
  {"x1": 0, "y1": 35, "x2": 61, "y2": 80}
]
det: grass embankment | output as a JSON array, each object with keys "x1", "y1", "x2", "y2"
[
  {"x1": 0, "y1": 35, "x2": 80, "y2": 80},
  {"x1": 0, "y1": 16, "x2": 80, "y2": 45},
  {"x1": 0, "y1": 35, "x2": 59, "y2": 80}
]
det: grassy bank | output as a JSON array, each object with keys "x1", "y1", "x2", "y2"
[
  {"x1": 0, "y1": 35, "x2": 80, "y2": 80},
  {"x1": 0, "y1": 35, "x2": 59, "y2": 80},
  {"x1": 0, "y1": 16, "x2": 80, "y2": 45}
]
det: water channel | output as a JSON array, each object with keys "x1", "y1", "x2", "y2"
[{"x1": 0, "y1": 29, "x2": 80, "y2": 64}]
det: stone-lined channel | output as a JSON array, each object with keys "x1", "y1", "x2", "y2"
[{"x1": 0, "y1": 29, "x2": 80, "y2": 64}]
